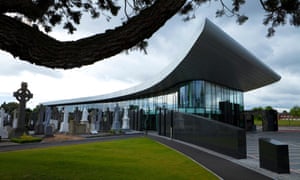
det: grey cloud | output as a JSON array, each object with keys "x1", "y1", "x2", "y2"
[
  {"x1": 0, "y1": 93, "x2": 16, "y2": 104},
  {"x1": 0, "y1": 52, "x2": 63, "y2": 78}
]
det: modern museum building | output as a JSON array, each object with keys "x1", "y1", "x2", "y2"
[{"x1": 41, "y1": 19, "x2": 280, "y2": 158}]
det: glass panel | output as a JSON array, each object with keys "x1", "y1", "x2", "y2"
[
  {"x1": 50, "y1": 79, "x2": 244, "y2": 122},
  {"x1": 205, "y1": 82, "x2": 212, "y2": 114}
]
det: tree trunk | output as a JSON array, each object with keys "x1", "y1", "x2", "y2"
[{"x1": 0, "y1": 0, "x2": 187, "y2": 69}]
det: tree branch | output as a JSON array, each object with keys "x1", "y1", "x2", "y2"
[
  {"x1": 0, "y1": 0, "x2": 54, "y2": 20},
  {"x1": 0, "y1": 0, "x2": 187, "y2": 69}
]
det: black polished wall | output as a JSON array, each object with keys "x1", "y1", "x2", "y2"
[{"x1": 169, "y1": 111, "x2": 246, "y2": 159}]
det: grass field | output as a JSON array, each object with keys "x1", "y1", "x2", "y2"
[
  {"x1": 0, "y1": 137, "x2": 218, "y2": 180},
  {"x1": 254, "y1": 119, "x2": 300, "y2": 126}
]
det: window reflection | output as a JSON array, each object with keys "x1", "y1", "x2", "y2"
[{"x1": 55, "y1": 80, "x2": 243, "y2": 122}]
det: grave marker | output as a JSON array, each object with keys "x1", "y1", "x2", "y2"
[{"x1": 13, "y1": 82, "x2": 33, "y2": 136}]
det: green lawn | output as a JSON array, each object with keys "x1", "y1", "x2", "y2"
[
  {"x1": 254, "y1": 119, "x2": 300, "y2": 126},
  {"x1": 0, "y1": 137, "x2": 218, "y2": 180}
]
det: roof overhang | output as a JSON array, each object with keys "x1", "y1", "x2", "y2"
[{"x1": 42, "y1": 19, "x2": 280, "y2": 106}]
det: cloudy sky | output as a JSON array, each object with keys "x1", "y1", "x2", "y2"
[{"x1": 0, "y1": 1, "x2": 299, "y2": 111}]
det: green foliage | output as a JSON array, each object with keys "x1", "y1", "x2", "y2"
[
  {"x1": 252, "y1": 106, "x2": 274, "y2": 122},
  {"x1": 290, "y1": 106, "x2": 300, "y2": 117},
  {"x1": 0, "y1": 102, "x2": 19, "y2": 115},
  {"x1": 264, "y1": 106, "x2": 273, "y2": 111},
  {"x1": 254, "y1": 119, "x2": 262, "y2": 126},
  {"x1": 252, "y1": 106, "x2": 264, "y2": 111},
  {"x1": 0, "y1": 137, "x2": 217, "y2": 179},
  {"x1": 11, "y1": 133, "x2": 42, "y2": 144}
]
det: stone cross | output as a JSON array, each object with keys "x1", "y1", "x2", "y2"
[{"x1": 13, "y1": 82, "x2": 33, "y2": 136}]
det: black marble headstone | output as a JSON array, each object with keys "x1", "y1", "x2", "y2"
[
  {"x1": 262, "y1": 110, "x2": 278, "y2": 131},
  {"x1": 259, "y1": 138, "x2": 290, "y2": 173}
]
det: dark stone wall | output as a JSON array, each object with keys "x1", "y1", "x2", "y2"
[
  {"x1": 262, "y1": 110, "x2": 278, "y2": 131},
  {"x1": 172, "y1": 112, "x2": 246, "y2": 159}
]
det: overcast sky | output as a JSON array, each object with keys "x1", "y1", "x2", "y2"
[{"x1": 0, "y1": 1, "x2": 299, "y2": 111}]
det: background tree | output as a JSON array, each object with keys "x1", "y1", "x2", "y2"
[
  {"x1": 252, "y1": 106, "x2": 264, "y2": 121},
  {"x1": 0, "y1": 0, "x2": 299, "y2": 69},
  {"x1": 264, "y1": 106, "x2": 274, "y2": 111},
  {"x1": 290, "y1": 106, "x2": 300, "y2": 117},
  {"x1": 0, "y1": 102, "x2": 19, "y2": 115}
]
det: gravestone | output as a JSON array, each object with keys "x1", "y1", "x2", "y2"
[
  {"x1": 96, "y1": 109, "x2": 102, "y2": 131},
  {"x1": 4, "y1": 113, "x2": 11, "y2": 126},
  {"x1": 13, "y1": 82, "x2": 33, "y2": 136},
  {"x1": 111, "y1": 104, "x2": 121, "y2": 131},
  {"x1": 73, "y1": 107, "x2": 82, "y2": 123},
  {"x1": 122, "y1": 106, "x2": 130, "y2": 130},
  {"x1": 80, "y1": 107, "x2": 89, "y2": 133},
  {"x1": 90, "y1": 109, "x2": 98, "y2": 134},
  {"x1": 262, "y1": 110, "x2": 278, "y2": 131},
  {"x1": 44, "y1": 106, "x2": 53, "y2": 137},
  {"x1": 51, "y1": 107, "x2": 60, "y2": 131},
  {"x1": 0, "y1": 108, "x2": 5, "y2": 127},
  {"x1": 12, "y1": 109, "x2": 18, "y2": 129},
  {"x1": 52, "y1": 107, "x2": 61, "y2": 121},
  {"x1": 80, "y1": 108, "x2": 89, "y2": 124},
  {"x1": 35, "y1": 106, "x2": 45, "y2": 134},
  {"x1": 259, "y1": 138, "x2": 290, "y2": 173},
  {"x1": 0, "y1": 108, "x2": 9, "y2": 138},
  {"x1": 59, "y1": 107, "x2": 69, "y2": 133},
  {"x1": 28, "y1": 120, "x2": 35, "y2": 135}
]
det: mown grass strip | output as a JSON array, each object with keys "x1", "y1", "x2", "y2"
[
  {"x1": 254, "y1": 119, "x2": 300, "y2": 126},
  {"x1": 0, "y1": 137, "x2": 218, "y2": 180}
]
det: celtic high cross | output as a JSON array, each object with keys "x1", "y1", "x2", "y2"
[{"x1": 13, "y1": 82, "x2": 33, "y2": 136}]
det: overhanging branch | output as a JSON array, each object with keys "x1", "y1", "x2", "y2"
[
  {"x1": 0, "y1": 0, "x2": 54, "y2": 19},
  {"x1": 0, "y1": 0, "x2": 187, "y2": 69}
]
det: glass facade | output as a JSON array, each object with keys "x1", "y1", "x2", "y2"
[
  {"x1": 54, "y1": 80, "x2": 243, "y2": 123},
  {"x1": 178, "y1": 81, "x2": 243, "y2": 118}
]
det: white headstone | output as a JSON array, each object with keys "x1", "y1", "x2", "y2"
[
  {"x1": 80, "y1": 108, "x2": 89, "y2": 124},
  {"x1": 50, "y1": 119, "x2": 59, "y2": 130},
  {"x1": 13, "y1": 109, "x2": 18, "y2": 129},
  {"x1": 59, "y1": 107, "x2": 69, "y2": 133},
  {"x1": 122, "y1": 107, "x2": 130, "y2": 130}
]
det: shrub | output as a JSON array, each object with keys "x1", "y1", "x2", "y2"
[{"x1": 11, "y1": 133, "x2": 42, "y2": 143}]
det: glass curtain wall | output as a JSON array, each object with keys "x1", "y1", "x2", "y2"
[
  {"x1": 55, "y1": 80, "x2": 243, "y2": 121},
  {"x1": 178, "y1": 80, "x2": 243, "y2": 119}
]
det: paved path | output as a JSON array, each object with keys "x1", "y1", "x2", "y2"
[
  {"x1": 149, "y1": 135, "x2": 272, "y2": 180},
  {"x1": 240, "y1": 127, "x2": 300, "y2": 179}
]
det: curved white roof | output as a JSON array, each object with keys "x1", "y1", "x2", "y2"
[{"x1": 43, "y1": 19, "x2": 280, "y2": 106}]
